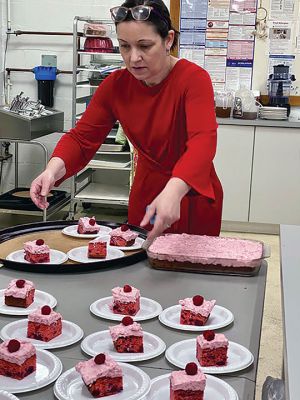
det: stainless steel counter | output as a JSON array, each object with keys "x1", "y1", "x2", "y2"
[
  {"x1": 217, "y1": 117, "x2": 300, "y2": 128},
  {"x1": 0, "y1": 260, "x2": 267, "y2": 399}
]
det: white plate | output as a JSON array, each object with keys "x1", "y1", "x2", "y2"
[
  {"x1": 90, "y1": 296, "x2": 163, "y2": 321},
  {"x1": 0, "y1": 289, "x2": 57, "y2": 316},
  {"x1": 0, "y1": 349, "x2": 62, "y2": 394},
  {"x1": 54, "y1": 363, "x2": 151, "y2": 400},
  {"x1": 67, "y1": 246, "x2": 124, "y2": 263},
  {"x1": 110, "y1": 237, "x2": 145, "y2": 251},
  {"x1": 0, "y1": 391, "x2": 19, "y2": 400},
  {"x1": 165, "y1": 339, "x2": 254, "y2": 374},
  {"x1": 81, "y1": 330, "x2": 166, "y2": 362},
  {"x1": 6, "y1": 249, "x2": 68, "y2": 265},
  {"x1": 0, "y1": 319, "x2": 84, "y2": 350},
  {"x1": 62, "y1": 225, "x2": 112, "y2": 239},
  {"x1": 159, "y1": 305, "x2": 234, "y2": 331},
  {"x1": 145, "y1": 373, "x2": 238, "y2": 400}
]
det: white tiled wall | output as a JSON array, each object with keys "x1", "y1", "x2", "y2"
[{"x1": 0, "y1": 0, "x2": 170, "y2": 194}]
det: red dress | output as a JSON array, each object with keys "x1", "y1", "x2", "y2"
[{"x1": 53, "y1": 59, "x2": 223, "y2": 235}]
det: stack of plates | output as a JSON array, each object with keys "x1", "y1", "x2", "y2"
[{"x1": 259, "y1": 106, "x2": 288, "y2": 120}]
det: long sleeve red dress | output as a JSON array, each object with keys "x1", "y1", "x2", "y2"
[{"x1": 52, "y1": 59, "x2": 223, "y2": 235}]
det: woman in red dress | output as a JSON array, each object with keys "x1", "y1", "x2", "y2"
[{"x1": 30, "y1": 0, "x2": 223, "y2": 244}]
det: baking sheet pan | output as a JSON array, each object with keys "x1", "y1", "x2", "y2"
[{"x1": 0, "y1": 220, "x2": 147, "y2": 273}]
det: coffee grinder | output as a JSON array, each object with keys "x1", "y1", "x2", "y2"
[{"x1": 267, "y1": 64, "x2": 295, "y2": 116}]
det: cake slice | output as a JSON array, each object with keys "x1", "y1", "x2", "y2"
[
  {"x1": 4, "y1": 279, "x2": 35, "y2": 308},
  {"x1": 24, "y1": 239, "x2": 50, "y2": 263},
  {"x1": 77, "y1": 216, "x2": 100, "y2": 234},
  {"x1": 27, "y1": 305, "x2": 62, "y2": 342},
  {"x1": 111, "y1": 284, "x2": 140, "y2": 316},
  {"x1": 179, "y1": 295, "x2": 216, "y2": 326},
  {"x1": 88, "y1": 237, "x2": 107, "y2": 259},
  {"x1": 109, "y1": 224, "x2": 138, "y2": 247},
  {"x1": 0, "y1": 339, "x2": 36, "y2": 380},
  {"x1": 75, "y1": 353, "x2": 123, "y2": 398},
  {"x1": 109, "y1": 316, "x2": 143, "y2": 353},
  {"x1": 196, "y1": 330, "x2": 228, "y2": 367},
  {"x1": 170, "y1": 362, "x2": 206, "y2": 400}
]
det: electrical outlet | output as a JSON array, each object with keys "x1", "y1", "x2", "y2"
[{"x1": 42, "y1": 55, "x2": 57, "y2": 67}]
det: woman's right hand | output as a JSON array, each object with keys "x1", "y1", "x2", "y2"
[{"x1": 30, "y1": 157, "x2": 66, "y2": 209}]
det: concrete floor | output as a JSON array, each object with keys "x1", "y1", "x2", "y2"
[{"x1": 0, "y1": 208, "x2": 283, "y2": 399}]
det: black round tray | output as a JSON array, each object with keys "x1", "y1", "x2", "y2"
[{"x1": 0, "y1": 220, "x2": 147, "y2": 274}]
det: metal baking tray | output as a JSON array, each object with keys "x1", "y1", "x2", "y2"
[{"x1": 0, "y1": 220, "x2": 147, "y2": 273}]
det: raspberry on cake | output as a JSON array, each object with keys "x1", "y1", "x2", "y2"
[
  {"x1": 88, "y1": 237, "x2": 107, "y2": 259},
  {"x1": 75, "y1": 353, "x2": 123, "y2": 398},
  {"x1": 110, "y1": 285, "x2": 140, "y2": 316},
  {"x1": 24, "y1": 239, "x2": 50, "y2": 263},
  {"x1": 109, "y1": 316, "x2": 143, "y2": 353},
  {"x1": 77, "y1": 216, "x2": 100, "y2": 234},
  {"x1": 27, "y1": 305, "x2": 62, "y2": 342},
  {"x1": 170, "y1": 362, "x2": 206, "y2": 400},
  {"x1": 179, "y1": 295, "x2": 216, "y2": 326},
  {"x1": 109, "y1": 224, "x2": 138, "y2": 247},
  {"x1": 0, "y1": 339, "x2": 36, "y2": 380},
  {"x1": 196, "y1": 330, "x2": 228, "y2": 367},
  {"x1": 4, "y1": 279, "x2": 35, "y2": 308}
]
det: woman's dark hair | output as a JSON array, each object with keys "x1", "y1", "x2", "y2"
[{"x1": 116, "y1": 0, "x2": 179, "y2": 50}]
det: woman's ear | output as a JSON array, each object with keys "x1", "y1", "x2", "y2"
[{"x1": 166, "y1": 30, "x2": 175, "y2": 51}]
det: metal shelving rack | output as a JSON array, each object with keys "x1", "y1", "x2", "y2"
[{"x1": 68, "y1": 16, "x2": 131, "y2": 219}]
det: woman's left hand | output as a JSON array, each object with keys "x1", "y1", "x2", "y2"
[{"x1": 140, "y1": 177, "x2": 190, "y2": 245}]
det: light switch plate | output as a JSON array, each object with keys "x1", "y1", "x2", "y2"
[{"x1": 41, "y1": 55, "x2": 57, "y2": 67}]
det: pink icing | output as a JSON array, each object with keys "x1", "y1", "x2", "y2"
[
  {"x1": 78, "y1": 217, "x2": 100, "y2": 233},
  {"x1": 197, "y1": 333, "x2": 228, "y2": 349},
  {"x1": 4, "y1": 279, "x2": 35, "y2": 299},
  {"x1": 89, "y1": 237, "x2": 106, "y2": 244},
  {"x1": 75, "y1": 353, "x2": 122, "y2": 386},
  {"x1": 109, "y1": 227, "x2": 138, "y2": 241},
  {"x1": 170, "y1": 369, "x2": 206, "y2": 391},
  {"x1": 23, "y1": 240, "x2": 50, "y2": 254},
  {"x1": 111, "y1": 286, "x2": 140, "y2": 303},
  {"x1": 148, "y1": 234, "x2": 263, "y2": 267},
  {"x1": 0, "y1": 340, "x2": 36, "y2": 365},
  {"x1": 28, "y1": 307, "x2": 62, "y2": 325},
  {"x1": 109, "y1": 321, "x2": 143, "y2": 341},
  {"x1": 179, "y1": 298, "x2": 216, "y2": 317}
]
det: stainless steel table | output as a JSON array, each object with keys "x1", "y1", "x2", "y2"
[
  {"x1": 280, "y1": 224, "x2": 300, "y2": 400},
  {"x1": 0, "y1": 260, "x2": 267, "y2": 399}
]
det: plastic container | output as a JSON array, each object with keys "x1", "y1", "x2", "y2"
[
  {"x1": 214, "y1": 91, "x2": 234, "y2": 118},
  {"x1": 84, "y1": 37, "x2": 114, "y2": 53}
]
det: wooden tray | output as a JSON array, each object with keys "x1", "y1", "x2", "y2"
[{"x1": 0, "y1": 220, "x2": 146, "y2": 273}]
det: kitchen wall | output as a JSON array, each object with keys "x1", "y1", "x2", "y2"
[{"x1": 0, "y1": 0, "x2": 170, "y2": 195}]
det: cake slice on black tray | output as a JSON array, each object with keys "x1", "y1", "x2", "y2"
[
  {"x1": 109, "y1": 316, "x2": 144, "y2": 353},
  {"x1": 4, "y1": 279, "x2": 35, "y2": 308},
  {"x1": 88, "y1": 237, "x2": 107, "y2": 259},
  {"x1": 75, "y1": 353, "x2": 123, "y2": 398},
  {"x1": 109, "y1": 224, "x2": 138, "y2": 247},
  {"x1": 110, "y1": 284, "x2": 140, "y2": 316},
  {"x1": 27, "y1": 305, "x2": 62, "y2": 342},
  {"x1": 24, "y1": 239, "x2": 50, "y2": 263},
  {"x1": 77, "y1": 216, "x2": 100, "y2": 234},
  {"x1": 0, "y1": 339, "x2": 36, "y2": 380}
]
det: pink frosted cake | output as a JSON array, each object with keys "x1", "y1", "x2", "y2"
[
  {"x1": 76, "y1": 353, "x2": 123, "y2": 398},
  {"x1": 0, "y1": 339, "x2": 36, "y2": 380},
  {"x1": 24, "y1": 239, "x2": 50, "y2": 263},
  {"x1": 4, "y1": 279, "x2": 35, "y2": 308},
  {"x1": 110, "y1": 285, "x2": 140, "y2": 316},
  {"x1": 77, "y1": 217, "x2": 100, "y2": 234},
  {"x1": 109, "y1": 316, "x2": 144, "y2": 353},
  {"x1": 196, "y1": 330, "x2": 228, "y2": 366},
  {"x1": 148, "y1": 234, "x2": 264, "y2": 274},
  {"x1": 27, "y1": 305, "x2": 62, "y2": 342},
  {"x1": 170, "y1": 362, "x2": 206, "y2": 400},
  {"x1": 88, "y1": 237, "x2": 107, "y2": 259},
  {"x1": 180, "y1": 295, "x2": 216, "y2": 326},
  {"x1": 109, "y1": 224, "x2": 138, "y2": 247}
]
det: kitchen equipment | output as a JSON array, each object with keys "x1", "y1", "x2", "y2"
[
  {"x1": 84, "y1": 37, "x2": 114, "y2": 53},
  {"x1": 267, "y1": 64, "x2": 296, "y2": 116},
  {"x1": 233, "y1": 87, "x2": 259, "y2": 120},
  {"x1": 214, "y1": 91, "x2": 234, "y2": 118}
]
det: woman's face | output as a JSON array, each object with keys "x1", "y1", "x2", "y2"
[{"x1": 116, "y1": 20, "x2": 174, "y2": 85}]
